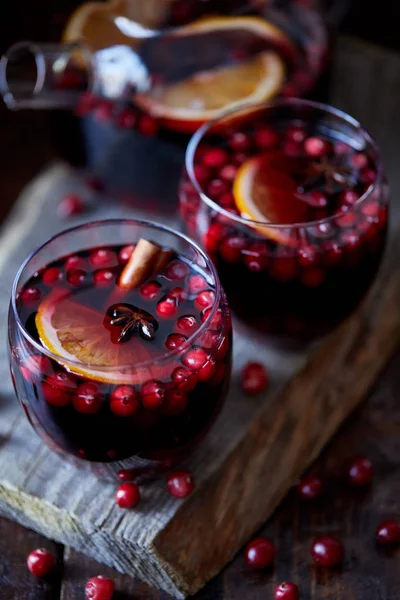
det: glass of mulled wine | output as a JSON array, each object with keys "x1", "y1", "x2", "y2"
[
  {"x1": 179, "y1": 99, "x2": 389, "y2": 343},
  {"x1": 8, "y1": 219, "x2": 231, "y2": 480}
]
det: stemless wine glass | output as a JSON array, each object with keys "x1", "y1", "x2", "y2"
[
  {"x1": 179, "y1": 99, "x2": 389, "y2": 343},
  {"x1": 8, "y1": 219, "x2": 231, "y2": 480}
]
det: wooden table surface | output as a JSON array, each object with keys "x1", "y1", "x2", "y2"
[{"x1": 1, "y1": 22, "x2": 400, "y2": 600}]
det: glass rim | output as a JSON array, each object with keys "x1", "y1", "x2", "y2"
[
  {"x1": 11, "y1": 218, "x2": 224, "y2": 372},
  {"x1": 185, "y1": 97, "x2": 383, "y2": 230}
]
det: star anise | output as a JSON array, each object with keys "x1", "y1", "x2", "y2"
[
  {"x1": 106, "y1": 303, "x2": 158, "y2": 343},
  {"x1": 298, "y1": 155, "x2": 358, "y2": 196}
]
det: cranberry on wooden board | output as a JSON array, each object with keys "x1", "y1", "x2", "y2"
[
  {"x1": 115, "y1": 482, "x2": 140, "y2": 509},
  {"x1": 244, "y1": 537, "x2": 275, "y2": 569},
  {"x1": 347, "y1": 456, "x2": 374, "y2": 486},
  {"x1": 274, "y1": 582, "x2": 300, "y2": 600},
  {"x1": 167, "y1": 470, "x2": 195, "y2": 498},
  {"x1": 297, "y1": 476, "x2": 323, "y2": 500},
  {"x1": 376, "y1": 520, "x2": 400, "y2": 545},
  {"x1": 311, "y1": 536, "x2": 344, "y2": 567},
  {"x1": 57, "y1": 194, "x2": 85, "y2": 219},
  {"x1": 241, "y1": 362, "x2": 269, "y2": 395},
  {"x1": 27, "y1": 548, "x2": 55, "y2": 577},
  {"x1": 85, "y1": 575, "x2": 115, "y2": 600}
]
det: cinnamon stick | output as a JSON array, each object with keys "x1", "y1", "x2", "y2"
[{"x1": 118, "y1": 238, "x2": 171, "y2": 290}]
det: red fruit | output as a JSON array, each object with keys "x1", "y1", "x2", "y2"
[
  {"x1": 347, "y1": 456, "x2": 374, "y2": 486},
  {"x1": 198, "y1": 358, "x2": 216, "y2": 382},
  {"x1": 163, "y1": 388, "x2": 188, "y2": 416},
  {"x1": 43, "y1": 267, "x2": 63, "y2": 286},
  {"x1": 219, "y1": 192, "x2": 236, "y2": 208},
  {"x1": 194, "y1": 290, "x2": 215, "y2": 310},
  {"x1": 335, "y1": 141, "x2": 351, "y2": 155},
  {"x1": 202, "y1": 148, "x2": 229, "y2": 168},
  {"x1": 233, "y1": 151, "x2": 248, "y2": 165},
  {"x1": 304, "y1": 136, "x2": 330, "y2": 157},
  {"x1": 21, "y1": 355, "x2": 52, "y2": 383},
  {"x1": 311, "y1": 222, "x2": 334, "y2": 239},
  {"x1": 219, "y1": 164, "x2": 238, "y2": 182},
  {"x1": 201, "y1": 306, "x2": 223, "y2": 328},
  {"x1": 110, "y1": 386, "x2": 139, "y2": 417},
  {"x1": 118, "y1": 245, "x2": 135, "y2": 263},
  {"x1": 117, "y1": 469, "x2": 135, "y2": 482},
  {"x1": 65, "y1": 255, "x2": 86, "y2": 272},
  {"x1": 198, "y1": 330, "x2": 220, "y2": 350},
  {"x1": 274, "y1": 582, "x2": 299, "y2": 600},
  {"x1": 172, "y1": 367, "x2": 197, "y2": 393},
  {"x1": 116, "y1": 108, "x2": 137, "y2": 129},
  {"x1": 339, "y1": 189, "x2": 359, "y2": 207},
  {"x1": 27, "y1": 548, "x2": 55, "y2": 578},
  {"x1": 254, "y1": 126, "x2": 279, "y2": 149},
  {"x1": 208, "y1": 178, "x2": 229, "y2": 198},
  {"x1": 210, "y1": 362, "x2": 227, "y2": 386},
  {"x1": 42, "y1": 381, "x2": 71, "y2": 407},
  {"x1": 241, "y1": 362, "x2": 268, "y2": 396},
  {"x1": 46, "y1": 371, "x2": 77, "y2": 392},
  {"x1": 188, "y1": 274, "x2": 207, "y2": 293},
  {"x1": 93, "y1": 269, "x2": 114, "y2": 287},
  {"x1": 166, "y1": 333, "x2": 187, "y2": 351},
  {"x1": 175, "y1": 315, "x2": 198, "y2": 336},
  {"x1": 94, "y1": 101, "x2": 113, "y2": 122},
  {"x1": 89, "y1": 249, "x2": 116, "y2": 268},
  {"x1": 361, "y1": 168, "x2": 376, "y2": 185},
  {"x1": 140, "y1": 380, "x2": 165, "y2": 410},
  {"x1": 21, "y1": 287, "x2": 41, "y2": 305},
  {"x1": 323, "y1": 241, "x2": 343, "y2": 266},
  {"x1": 156, "y1": 297, "x2": 177, "y2": 318},
  {"x1": 336, "y1": 211, "x2": 358, "y2": 228},
  {"x1": 219, "y1": 236, "x2": 247, "y2": 263},
  {"x1": 306, "y1": 190, "x2": 328, "y2": 208},
  {"x1": 168, "y1": 286, "x2": 187, "y2": 301},
  {"x1": 376, "y1": 520, "x2": 400, "y2": 545},
  {"x1": 67, "y1": 269, "x2": 87, "y2": 286},
  {"x1": 311, "y1": 536, "x2": 344, "y2": 567},
  {"x1": 73, "y1": 382, "x2": 103, "y2": 414},
  {"x1": 164, "y1": 260, "x2": 190, "y2": 280},
  {"x1": 57, "y1": 194, "x2": 85, "y2": 219},
  {"x1": 361, "y1": 201, "x2": 380, "y2": 219},
  {"x1": 351, "y1": 152, "x2": 368, "y2": 169},
  {"x1": 298, "y1": 245, "x2": 319, "y2": 268},
  {"x1": 229, "y1": 131, "x2": 251, "y2": 152},
  {"x1": 140, "y1": 281, "x2": 161, "y2": 299},
  {"x1": 285, "y1": 125, "x2": 307, "y2": 144},
  {"x1": 243, "y1": 242, "x2": 269, "y2": 272},
  {"x1": 301, "y1": 268, "x2": 325, "y2": 288},
  {"x1": 297, "y1": 476, "x2": 323, "y2": 500},
  {"x1": 85, "y1": 575, "x2": 115, "y2": 600},
  {"x1": 282, "y1": 140, "x2": 303, "y2": 157},
  {"x1": 244, "y1": 537, "x2": 275, "y2": 569},
  {"x1": 183, "y1": 348, "x2": 208, "y2": 372},
  {"x1": 193, "y1": 164, "x2": 211, "y2": 184},
  {"x1": 115, "y1": 482, "x2": 140, "y2": 508},
  {"x1": 167, "y1": 470, "x2": 195, "y2": 498},
  {"x1": 138, "y1": 114, "x2": 159, "y2": 136}
]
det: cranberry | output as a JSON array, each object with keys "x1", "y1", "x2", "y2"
[
  {"x1": 335, "y1": 141, "x2": 351, "y2": 155},
  {"x1": 339, "y1": 189, "x2": 359, "y2": 206},
  {"x1": 202, "y1": 223, "x2": 226, "y2": 254},
  {"x1": 285, "y1": 125, "x2": 307, "y2": 144},
  {"x1": 361, "y1": 168, "x2": 376, "y2": 185},
  {"x1": 297, "y1": 476, "x2": 323, "y2": 500},
  {"x1": 219, "y1": 164, "x2": 238, "y2": 181},
  {"x1": 304, "y1": 136, "x2": 330, "y2": 157},
  {"x1": 65, "y1": 255, "x2": 86, "y2": 272},
  {"x1": 311, "y1": 222, "x2": 334, "y2": 239},
  {"x1": 93, "y1": 269, "x2": 114, "y2": 287},
  {"x1": 73, "y1": 382, "x2": 103, "y2": 414},
  {"x1": 67, "y1": 269, "x2": 87, "y2": 286},
  {"x1": 175, "y1": 315, "x2": 198, "y2": 336},
  {"x1": 94, "y1": 101, "x2": 113, "y2": 122},
  {"x1": 274, "y1": 582, "x2": 299, "y2": 600},
  {"x1": 46, "y1": 371, "x2": 77, "y2": 392},
  {"x1": 361, "y1": 201, "x2": 380, "y2": 219},
  {"x1": 89, "y1": 249, "x2": 116, "y2": 268},
  {"x1": 172, "y1": 367, "x2": 197, "y2": 393},
  {"x1": 117, "y1": 469, "x2": 135, "y2": 482},
  {"x1": 298, "y1": 245, "x2": 319, "y2": 268},
  {"x1": 202, "y1": 148, "x2": 229, "y2": 168},
  {"x1": 336, "y1": 211, "x2": 358, "y2": 228},
  {"x1": 219, "y1": 192, "x2": 236, "y2": 209},
  {"x1": 21, "y1": 355, "x2": 52, "y2": 383},
  {"x1": 208, "y1": 178, "x2": 229, "y2": 198},
  {"x1": 199, "y1": 330, "x2": 220, "y2": 350},
  {"x1": 311, "y1": 536, "x2": 343, "y2": 567},
  {"x1": 156, "y1": 297, "x2": 177, "y2": 318},
  {"x1": 118, "y1": 245, "x2": 135, "y2": 263},
  {"x1": 163, "y1": 388, "x2": 188, "y2": 416},
  {"x1": 110, "y1": 386, "x2": 139, "y2": 417},
  {"x1": 194, "y1": 164, "x2": 211, "y2": 184},
  {"x1": 194, "y1": 290, "x2": 215, "y2": 310},
  {"x1": 229, "y1": 132, "x2": 251, "y2": 152},
  {"x1": 140, "y1": 281, "x2": 161, "y2": 299},
  {"x1": 254, "y1": 126, "x2": 279, "y2": 149},
  {"x1": 115, "y1": 482, "x2": 140, "y2": 508},
  {"x1": 211, "y1": 362, "x2": 226, "y2": 386},
  {"x1": 85, "y1": 575, "x2": 115, "y2": 600},
  {"x1": 323, "y1": 241, "x2": 343, "y2": 266},
  {"x1": 165, "y1": 260, "x2": 189, "y2": 281},
  {"x1": 233, "y1": 151, "x2": 248, "y2": 165},
  {"x1": 27, "y1": 548, "x2": 55, "y2": 577},
  {"x1": 201, "y1": 306, "x2": 223, "y2": 328},
  {"x1": 306, "y1": 190, "x2": 328, "y2": 208},
  {"x1": 198, "y1": 358, "x2": 216, "y2": 382},
  {"x1": 138, "y1": 114, "x2": 159, "y2": 136},
  {"x1": 167, "y1": 470, "x2": 195, "y2": 498},
  {"x1": 188, "y1": 274, "x2": 207, "y2": 293},
  {"x1": 42, "y1": 381, "x2": 71, "y2": 407},
  {"x1": 244, "y1": 537, "x2": 275, "y2": 569},
  {"x1": 57, "y1": 194, "x2": 85, "y2": 219},
  {"x1": 216, "y1": 335, "x2": 229, "y2": 360},
  {"x1": 140, "y1": 380, "x2": 165, "y2": 410},
  {"x1": 168, "y1": 287, "x2": 187, "y2": 301},
  {"x1": 219, "y1": 236, "x2": 247, "y2": 263},
  {"x1": 116, "y1": 107, "x2": 136, "y2": 129},
  {"x1": 43, "y1": 267, "x2": 63, "y2": 286},
  {"x1": 347, "y1": 456, "x2": 374, "y2": 486},
  {"x1": 351, "y1": 152, "x2": 368, "y2": 169},
  {"x1": 301, "y1": 268, "x2": 325, "y2": 288},
  {"x1": 282, "y1": 140, "x2": 303, "y2": 157},
  {"x1": 166, "y1": 333, "x2": 187, "y2": 351},
  {"x1": 376, "y1": 520, "x2": 400, "y2": 545},
  {"x1": 21, "y1": 287, "x2": 41, "y2": 305},
  {"x1": 241, "y1": 362, "x2": 268, "y2": 396},
  {"x1": 183, "y1": 348, "x2": 208, "y2": 372}
]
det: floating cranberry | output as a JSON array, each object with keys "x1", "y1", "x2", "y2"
[
  {"x1": 298, "y1": 476, "x2": 323, "y2": 500},
  {"x1": 21, "y1": 287, "x2": 41, "y2": 305},
  {"x1": 156, "y1": 297, "x2": 177, "y2": 318},
  {"x1": 85, "y1": 575, "x2": 115, "y2": 600},
  {"x1": 199, "y1": 330, "x2": 220, "y2": 350},
  {"x1": 201, "y1": 306, "x2": 223, "y2": 328},
  {"x1": 298, "y1": 245, "x2": 319, "y2": 268},
  {"x1": 304, "y1": 136, "x2": 330, "y2": 157},
  {"x1": 229, "y1": 131, "x2": 251, "y2": 152},
  {"x1": 93, "y1": 269, "x2": 114, "y2": 287},
  {"x1": 219, "y1": 164, "x2": 238, "y2": 182},
  {"x1": 42, "y1": 381, "x2": 71, "y2": 407},
  {"x1": 351, "y1": 152, "x2": 368, "y2": 169},
  {"x1": 65, "y1": 255, "x2": 86, "y2": 272},
  {"x1": 233, "y1": 151, "x2": 248, "y2": 165},
  {"x1": 376, "y1": 520, "x2": 400, "y2": 545},
  {"x1": 339, "y1": 189, "x2": 359, "y2": 207},
  {"x1": 219, "y1": 192, "x2": 236, "y2": 209},
  {"x1": 244, "y1": 537, "x2": 275, "y2": 569},
  {"x1": 117, "y1": 469, "x2": 135, "y2": 482},
  {"x1": 163, "y1": 388, "x2": 188, "y2": 416},
  {"x1": 323, "y1": 241, "x2": 343, "y2": 266},
  {"x1": 21, "y1": 355, "x2": 52, "y2": 383},
  {"x1": 172, "y1": 367, "x2": 197, "y2": 393},
  {"x1": 202, "y1": 148, "x2": 229, "y2": 168},
  {"x1": 310, "y1": 222, "x2": 334, "y2": 240},
  {"x1": 139, "y1": 281, "x2": 160, "y2": 300},
  {"x1": 198, "y1": 358, "x2": 216, "y2": 382},
  {"x1": 188, "y1": 274, "x2": 207, "y2": 294},
  {"x1": 194, "y1": 290, "x2": 215, "y2": 310},
  {"x1": 110, "y1": 386, "x2": 139, "y2": 417},
  {"x1": 361, "y1": 201, "x2": 380, "y2": 219},
  {"x1": 306, "y1": 190, "x2": 328, "y2": 208},
  {"x1": 73, "y1": 382, "x2": 103, "y2": 414},
  {"x1": 115, "y1": 107, "x2": 137, "y2": 129},
  {"x1": 286, "y1": 125, "x2": 307, "y2": 144},
  {"x1": 167, "y1": 470, "x2": 195, "y2": 498},
  {"x1": 57, "y1": 193, "x2": 85, "y2": 219},
  {"x1": 254, "y1": 126, "x2": 279, "y2": 149},
  {"x1": 208, "y1": 178, "x2": 229, "y2": 198},
  {"x1": 42, "y1": 267, "x2": 63, "y2": 286},
  {"x1": 140, "y1": 380, "x2": 165, "y2": 410},
  {"x1": 27, "y1": 548, "x2": 55, "y2": 578},
  {"x1": 175, "y1": 315, "x2": 198, "y2": 336},
  {"x1": 311, "y1": 536, "x2": 343, "y2": 567},
  {"x1": 166, "y1": 333, "x2": 187, "y2": 351},
  {"x1": 46, "y1": 371, "x2": 77, "y2": 392},
  {"x1": 138, "y1": 114, "x2": 159, "y2": 136},
  {"x1": 361, "y1": 168, "x2": 376, "y2": 185},
  {"x1": 347, "y1": 456, "x2": 374, "y2": 486},
  {"x1": 67, "y1": 269, "x2": 87, "y2": 286},
  {"x1": 241, "y1": 362, "x2": 269, "y2": 396},
  {"x1": 118, "y1": 245, "x2": 135, "y2": 264},
  {"x1": 183, "y1": 348, "x2": 208, "y2": 372},
  {"x1": 168, "y1": 287, "x2": 187, "y2": 302},
  {"x1": 164, "y1": 260, "x2": 190, "y2": 281},
  {"x1": 193, "y1": 164, "x2": 211, "y2": 184},
  {"x1": 301, "y1": 268, "x2": 325, "y2": 288},
  {"x1": 115, "y1": 482, "x2": 140, "y2": 508},
  {"x1": 335, "y1": 141, "x2": 351, "y2": 155},
  {"x1": 274, "y1": 582, "x2": 299, "y2": 600},
  {"x1": 89, "y1": 249, "x2": 116, "y2": 268},
  {"x1": 219, "y1": 236, "x2": 247, "y2": 263},
  {"x1": 336, "y1": 211, "x2": 358, "y2": 229}
]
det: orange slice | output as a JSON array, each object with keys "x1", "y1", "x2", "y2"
[
  {"x1": 36, "y1": 289, "x2": 175, "y2": 385},
  {"x1": 233, "y1": 152, "x2": 310, "y2": 244}
]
